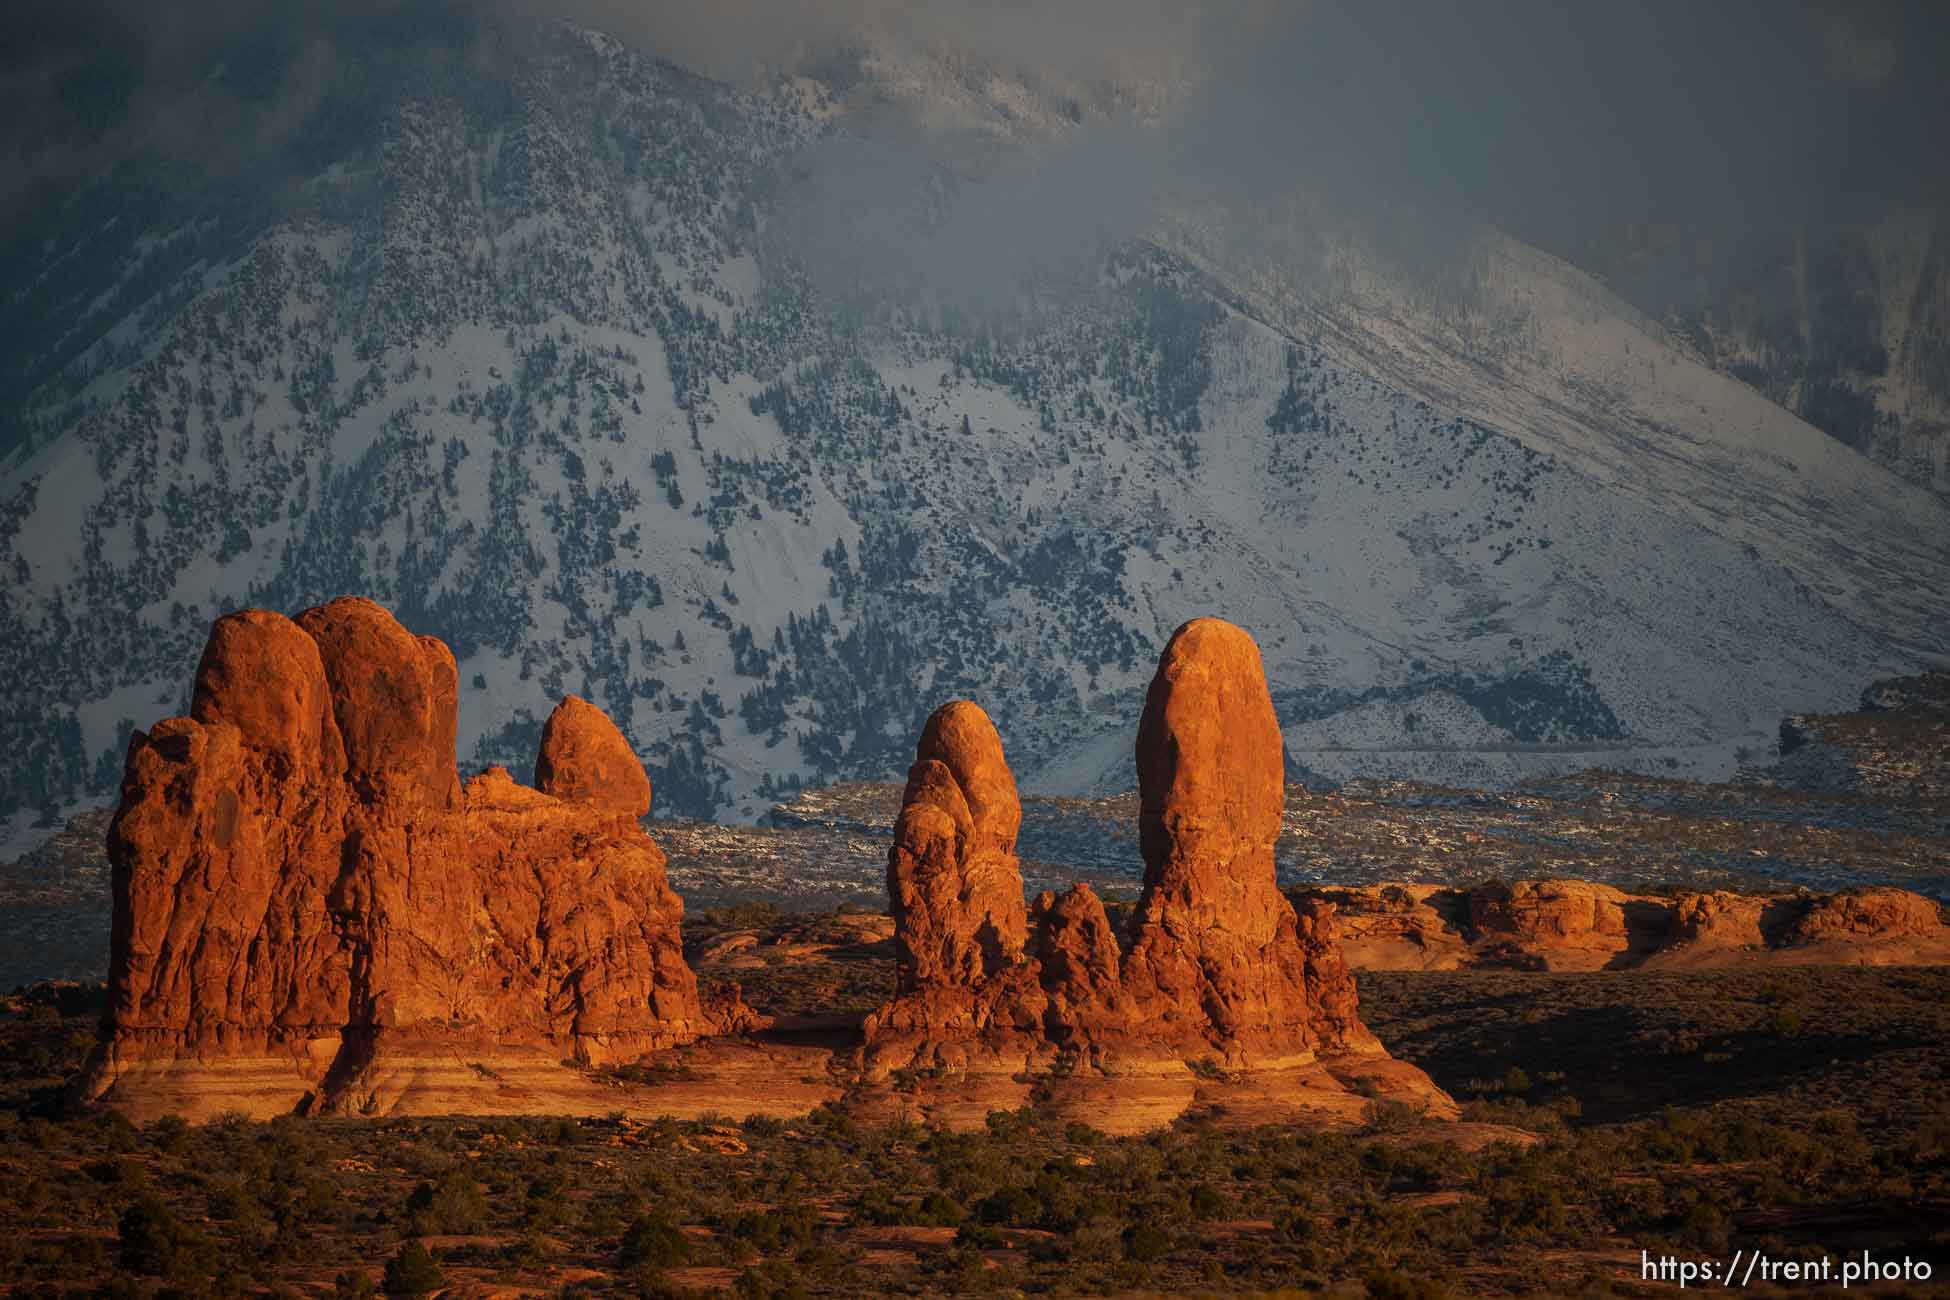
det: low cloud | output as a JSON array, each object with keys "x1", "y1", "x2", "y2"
[
  {"x1": 769, "y1": 0, "x2": 1950, "y2": 313},
  {"x1": 2, "y1": 0, "x2": 1944, "y2": 306}
]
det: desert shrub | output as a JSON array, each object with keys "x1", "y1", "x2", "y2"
[
  {"x1": 746, "y1": 1205, "x2": 815, "y2": 1251},
  {"x1": 919, "y1": 1191, "x2": 964, "y2": 1225},
  {"x1": 930, "y1": 1132, "x2": 1010, "y2": 1203},
  {"x1": 503, "y1": 1230, "x2": 551, "y2": 1268},
  {"x1": 84, "y1": 1155, "x2": 143, "y2": 1186},
  {"x1": 404, "y1": 1166, "x2": 488, "y2": 1235},
  {"x1": 1122, "y1": 1220, "x2": 1170, "y2": 1262},
  {"x1": 1677, "y1": 1195, "x2": 1730, "y2": 1252},
  {"x1": 851, "y1": 1185, "x2": 905, "y2": 1226},
  {"x1": 734, "y1": 1259, "x2": 810, "y2": 1299},
  {"x1": 205, "y1": 1177, "x2": 266, "y2": 1234},
  {"x1": 1363, "y1": 1140, "x2": 1466, "y2": 1189},
  {"x1": 619, "y1": 1212, "x2": 692, "y2": 1269},
  {"x1": 793, "y1": 1244, "x2": 847, "y2": 1280},
  {"x1": 583, "y1": 1190, "x2": 635, "y2": 1240},
  {"x1": 1362, "y1": 1098, "x2": 1423, "y2": 1134},
  {"x1": 976, "y1": 1184, "x2": 1039, "y2": 1226},
  {"x1": 702, "y1": 900, "x2": 780, "y2": 929},
  {"x1": 807, "y1": 1101, "x2": 857, "y2": 1141},
  {"x1": 148, "y1": 1114, "x2": 192, "y2": 1155},
  {"x1": 94, "y1": 1108, "x2": 139, "y2": 1153},
  {"x1": 334, "y1": 1268, "x2": 377, "y2": 1299},
  {"x1": 1187, "y1": 1056, "x2": 1227, "y2": 1080},
  {"x1": 1364, "y1": 1267, "x2": 1453, "y2": 1299},
  {"x1": 522, "y1": 1168, "x2": 574, "y2": 1228},
  {"x1": 1029, "y1": 1168, "x2": 1085, "y2": 1230},
  {"x1": 984, "y1": 1107, "x2": 1035, "y2": 1142},
  {"x1": 118, "y1": 1191, "x2": 218, "y2": 1281},
  {"x1": 382, "y1": 1241, "x2": 444, "y2": 1298}
]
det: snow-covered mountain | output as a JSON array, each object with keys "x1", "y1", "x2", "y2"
[
  {"x1": 1565, "y1": 216, "x2": 1950, "y2": 498},
  {"x1": 3, "y1": 18, "x2": 1947, "y2": 841}
]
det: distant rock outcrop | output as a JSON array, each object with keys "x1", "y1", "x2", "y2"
[
  {"x1": 85, "y1": 598, "x2": 739, "y2": 1121},
  {"x1": 1776, "y1": 669, "x2": 1950, "y2": 806},
  {"x1": 1860, "y1": 670, "x2": 1950, "y2": 714},
  {"x1": 1297, "y1": 880, "x2": 1950, "y2": 971},
  {"x1": 860, "y1": 618, "x2": 1454, "y2": 1131},
  {"x1": 1466, "y1": 879, "x2": 1638, "y2": 969},
  {"x1": 1782, "y1": 886, "x2": 1950, "y2": 952}
]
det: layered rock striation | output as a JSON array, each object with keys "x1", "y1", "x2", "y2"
[
  {"x1": 86, "y1": 598, "x2": 729, "y2": 1120},
  {"x1": 861, "y1": 618, "x2": 1451, "y2": 1129}
]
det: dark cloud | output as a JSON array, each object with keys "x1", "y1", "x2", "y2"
[
  {"x1": 0, "y1": 1, "x2": 498, "y2": 244},
  {"x1": 525, "y1": 0, "x2": 1224, "y2": 84},
  {"x1": 777, "y1": 119, "x2": 1172, "y2": 312},
  {"x1": 2, "y1": 0, "x2": 1944, "y2": 296},
  {"x1": 1229, "y1": 1, "x2": 1950, "y2": 250},
  {"x1": 758, "y1": 0, "x2": 1950, "y2": 313}
]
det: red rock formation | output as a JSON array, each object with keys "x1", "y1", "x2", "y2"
[
  {"x1": 1781, "y1": 887, "x2": 1950, "y2": 951},
  {"x1": 861, "y1": 618, "x2": 1446, "y2": 1129},
  {"x1": 294, "y1": 598, "x2": 461, "y2": 811},
  {"x1": 88, "y1": 597, "x2": 721, "y2": 1120},
  {"x1": 1303, "y1": 884, "x2": 1474, "y2": 971},
  {"x1": 862, "y1": 701, "x2": 1048, "y2": 1077},
  {"x1": 1662, "y1": 890, "x2": 1770, "y2": 957},
  {"x1": 1291, "y1": 880, "x2": 1950, "y2": 970},
  {"x1": 886, "y1": 701, "x2": 1030, "y2": 990},
  {"x1": 1030, "y1": 884, "x2": 1133, "y2": 1051},
  {"x1": 536, "y1": 694, "x2": 654, "y2": 817},
  {"x1": 1064, "y1": 617, "x2": 1377, "y2": 1066},
  {"x1": 1465, "y1": 879, "x2": 1641, "y2": 970}
]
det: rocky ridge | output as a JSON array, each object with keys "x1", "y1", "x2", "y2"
[{"x1": 1300, "y1": 879, "x2": 1950, "y2": 972}]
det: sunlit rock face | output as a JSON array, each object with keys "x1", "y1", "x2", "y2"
[
  {"x1": 1107, "y1": 616, "x2": 1378, "y2": 1067},
  {"x1": 1296, "y1": 879, "x2": 1950, "y2": 973},
  {"x1": 862, "y1": 699, "x2": 1050, "y2": 1082},
  {"x1": 536, "y1": 693, "x2": 655, "y2": 818},
  {"x1": 886, "y1": 699, "x2": 1032, "y2": 992},
  {"x1": 88, "y1": 597, "x2": 725, "y2": 1120},
  {"x1": 861, "y1": 619, "x2": 1452, "y2": 1132}
]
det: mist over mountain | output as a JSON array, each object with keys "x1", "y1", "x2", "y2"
[{"x1": 1, "y1": 1, "x2": 1947, "y2": 839}]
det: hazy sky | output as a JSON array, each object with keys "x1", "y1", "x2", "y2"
[{"x1": 3, "y1": 0, "x2": 1946, "y2": 269}]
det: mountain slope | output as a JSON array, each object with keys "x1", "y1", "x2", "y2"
[
  {"x1": 2, "y1": 19, "x2": 1946, "y2": 843},
  {"x1": 1567, "y1": 216, "x2": 1950, "y2": 498}
]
